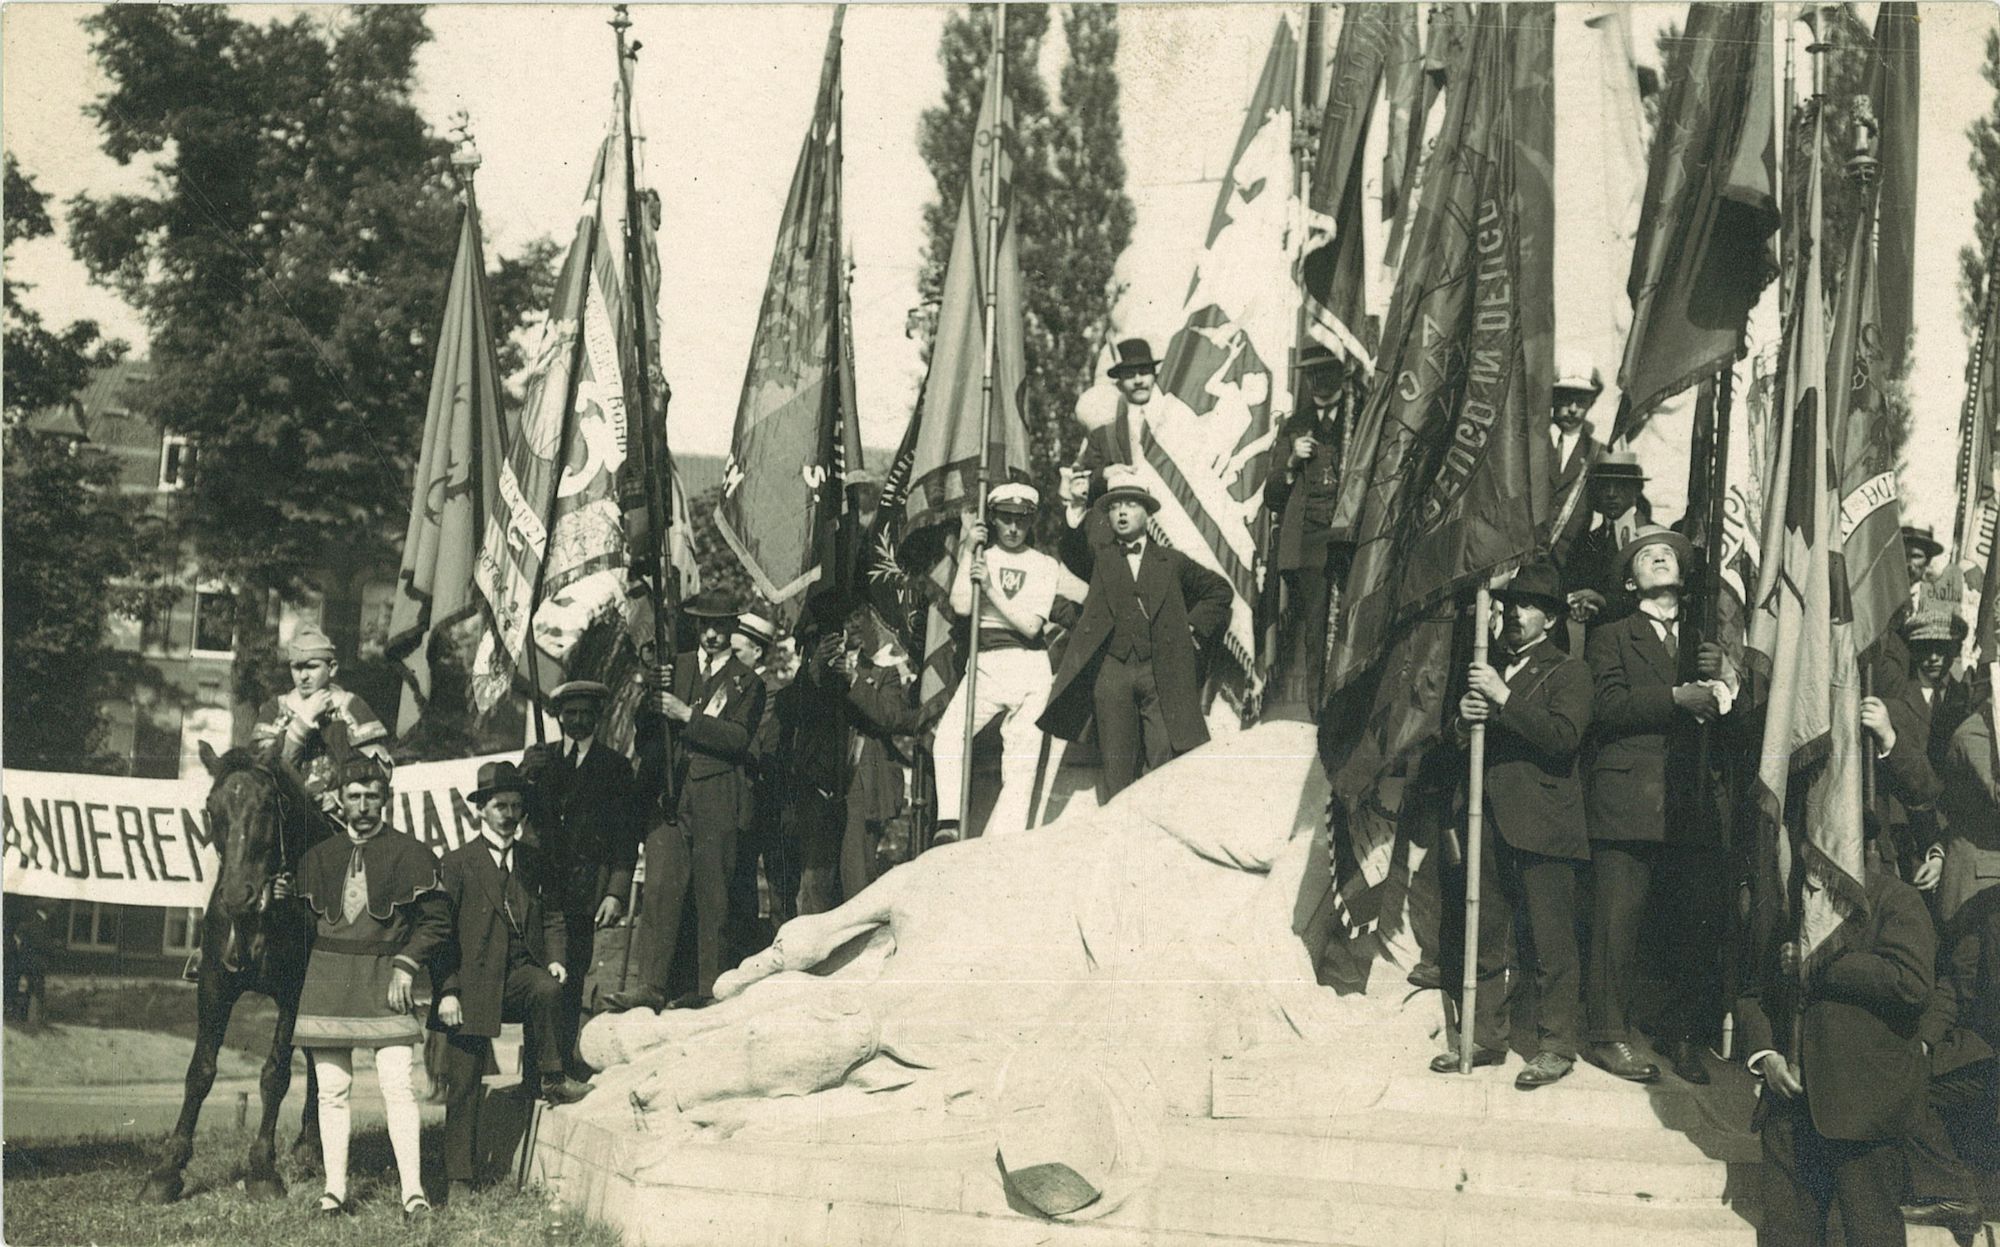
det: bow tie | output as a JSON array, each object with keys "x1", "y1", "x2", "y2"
[{"x1": 1121, "y1": 540, "x2": 1145, "y2": 557}]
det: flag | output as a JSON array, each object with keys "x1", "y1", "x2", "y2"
[
  {"x1": 471, "y1": 65, "x2": 658, "y2": 735},
  {"x1": 1869, "y1": 3, "x2": 1919, "y2": 381},
  {"x1": 1141, "y1": 16, "x2": 1300, "y2": 715},
  {"x1": 1378, "y1": 4, "x2": 1424, "y2": 229},
  {"x1": 715, "y1": 10, "x2": 858, "y2": 607},
  {"x1": 1826, "y1": 145, "x2": 1909, "y2": 660},
  {"x1": 1745, "y1": 122, "x2": 1866, "y2": 972},
  {"x1": 1319, "y1": 2, "x2": 1555, "y2": 934},
  {"x1": 871, "y1": 22, "x2": 1030, "y2": 724},
  {"x1": 1613, "y1": 2, "x2": 1779, "y2": 442},
  {"x1": 386, "y1": 168, "x2": 509, "y2": 738},
  {"x1": 1302, "y1": 4, "x2": 1393, "y2": 366},
  {"x1": 1969, "y1": 254, "x2": 2000, "y2": 657}
]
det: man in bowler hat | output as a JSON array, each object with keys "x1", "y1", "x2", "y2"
[
  {"x1": 1263, "y1": 346, "x2": 1355, "y2": 717},
  {"x1": 1072, "y1": 338, "x2": 1161, "y2": 504}
]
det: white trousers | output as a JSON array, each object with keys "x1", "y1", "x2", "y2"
[
  {"x1": 933, "y1": 647, "x2": 1065, "y2": 836},
  {"x1": 310, "y1": 1043, "x2": 423, "y2": 1204}
]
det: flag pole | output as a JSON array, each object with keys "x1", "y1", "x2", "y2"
[
  {"x1": 958, "y1": 3, "x2": 1008, "y2": 834},
  {"x1": 1458, "y1": 584, "x2": 1492, "y2": 1073},
  {"x1": 1699, "y1": 356, "x2": 1737, "y2": 1058}
]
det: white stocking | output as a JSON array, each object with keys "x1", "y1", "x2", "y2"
[
  {"x1": 375, "y1": 1042, "x2": 424, "y2": 1203},
  {"x1": 309, "y1": 1048, "x2": 353, "y2": 1202}
]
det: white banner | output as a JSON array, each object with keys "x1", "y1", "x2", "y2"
[{"x1": 2, "y1": 753, "x2": 513, "y2": 908}]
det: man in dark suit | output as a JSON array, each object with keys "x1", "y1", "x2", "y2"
[
  {"x1": 1039, "y1": 464, "x2": 1233, "y2": 799},
  {"x1": 603, "y1": 592, "x2": 765, "y2": 1012},
  {"x1": 431, "y1": 761, "x2": 587, "y2": 1202},
  {"x1": 1583, "y1": 524, "x2": 1740, "y2": 1085},
  {"x1": 1263, "y1": 349, "x2": 1355, "y2": 719},
  {"x1": 1432, "y1": 561, "x2": 1592, "y2": 1090},
  {"x1": 519, "y1": 679, "x2": 638, "y2": 1080},
  {"x1": 1071, "y1": 338, "x2": 1158, "y2": 502},
  {"x1": 1558, "y1": 451, "x2": 1653, "y2": 635},
  {"x1": 1741, "y1": 851, "x2": 1936, "y2": 1247},
  {"x1": 1903, "y1": 881, "x2": 2000, "y2": 1236}
]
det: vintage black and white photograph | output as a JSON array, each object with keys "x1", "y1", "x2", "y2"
[{"x1": 5, "y1": 2, "x2": 2000, "y2": 1244}]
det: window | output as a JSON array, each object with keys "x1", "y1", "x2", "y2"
[
  {"x1": 162, "y1": 907, "x2": 204, "y2": 955},
  {"x1": 66, "y1": 902, "x2": 118, "y2": 951},
  {"x1": 191, "y1": 586, "x2": 236, "y2": 656},
  {"x1": 159, "y1": 435, "x2": 197, "y2": 490}
]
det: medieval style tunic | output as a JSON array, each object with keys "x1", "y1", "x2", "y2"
[{"x1": 293, "y1": 825, "x2": 446, "y2": 1048}]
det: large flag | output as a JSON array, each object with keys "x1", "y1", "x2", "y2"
[
  {"x1": 1301, "y1": 4, "x2": 1393, "y2": 366},
  {"x1": 386, "y1": 163, "x2": 509, "y2": 738},
  {"x1": 715, "y1": 10, "x2": 859, "y2": 607},
  {"x1": 1869, "y1": 3, "x2": 1920, "y2": 381},
  {"x1": 1319, "y1": 2, "x2": 1555, "y2": 934},
  {"x1": 1139, "y1": 16, "x2": 1301, "y2": 715},
  {"x1": 1613, "y1": 2, "x2": 1779, "y2": 443},
  {"x1": 1968, "y1": 253, "x2": 2000, "y2": 655},
  {"x1": 1745, "y1": 124, "x2": 1866, "y2": 972},
  {"x1": 870, "y1": 22, "x2": 1031, "y2": 724},
  {"x1": 471, "y1": 64, "x2": 659, "y2": 738},
  {"x1": 1826, "y1": 144, "x2": 1909, "y2": 660}
]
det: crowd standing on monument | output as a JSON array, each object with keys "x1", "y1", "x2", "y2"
[{"x1": 213, "y1": 340, "x2": 1999, "y2": 1240}]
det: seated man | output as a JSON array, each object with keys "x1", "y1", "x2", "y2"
[
  {"x1": 1902, "y1": 878, "x2": 2000, "y2": 1236},
  {"x1": 1741, "y1": 834, "x2": 1935, "y2": 1247},
  {"x1": 430, "y1": 761, "x2": 588, "y2": 1203},
  {"x1": 252, "y1": 625, "x2": 392, "y2": 813}
]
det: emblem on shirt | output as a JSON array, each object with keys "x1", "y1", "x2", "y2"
[{"x1": 999, "y1": 567, "x2": 1025, "y2": 599}]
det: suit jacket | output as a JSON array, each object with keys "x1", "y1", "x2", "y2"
[
  {"x1": 1938, "y1": 707, "x2": 2000, "y2": 921},
  {"x1": 1546, "y1": 425, "x2": 1603, "y2": 567},
  {"x1": 1739, "y1": 867, "x2": 1936, "y2": 1142},
  {"x1": 527, "y1": 739, "x2": 639, "y2": 916},
  {"x1": 1876, "y1": 672, "x2": 1942, "y2": 872},
  {"x1": 637, "y1": 650, "x2": 764, "y2": 835},
  {"x1": 1073, "y1": 400, "x2": 1137, "y2": 507},
  {"x1": 1450, "y1": 639, "x2": 1592, "y2": 861},
  {"x1": 1038, "y1": 516, "x2": 1233, "y2": 751},
  {"x1": 430, "y1": 839, "x2": 567, "y2": 1040},
  {"x1": 1262, "y1": 402, "x2": 1349, "y2": 572},
  {"x1": 1584, "y1": 609, "x2": 1727, "y2": 847},
  {"x1": 846, "y1": 665, "x2": 922, "y2": 823},
  {"x1": 1917, "y1": 882, "x2": 2000, "y2": 1091}
]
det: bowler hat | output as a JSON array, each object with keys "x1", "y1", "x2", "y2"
[
  {"x1": 1618, "y1": 523, "x2": 1696, "y2": 579},
  {"x1": 468, "y1": 760, "x2": 531, "y2": 805},
  {"x1": 1107, "y1": 338, "x2": 1161, "y2": 379},
  {"x1": 1902, "y1": 525, "x2": 1944, "y2": 562},
  {"x1": 1494, "y1": 560, "x2": 1567, "y2": 617},
  {"x1": 1096, "y1": 464, "x2": 1160, "y2": 514},
  {"x1": 681, "y1": 591, "x2": 742, "y2": 620}
]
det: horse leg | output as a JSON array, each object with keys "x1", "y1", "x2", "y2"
[
  {"x1": 140, "y1": 971, "x2": 239, "y2": 1203},
  {"x1": 243, "y1": 992, "x2": 300, "y2": 1199},
  {"x1": 290, "y1": 1042, "x2": 323, "y2": 1176}
]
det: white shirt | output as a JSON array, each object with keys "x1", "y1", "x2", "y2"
[
  {"x1": 1637, "y1": 597, "x2": 1679, "y2": 647},
  {"x1": 1120, "y1": 535, "x2": 1149, "y2": 581},
  {"x1": 951, "y1": 543, "x2": 1068, "y2": 638},
  {"x1": 1502, "y1": 634, "x2": 1549, "y2": 682},
  {"x1": 565, "y1": 736, "x2": 593, "y2": 767},
  {"x1": 480, "y1": 830, "x2": 516, "y2": 875},
  {"x1": 1551, "y1": 425, "x2": 1582, "y2": 471}
]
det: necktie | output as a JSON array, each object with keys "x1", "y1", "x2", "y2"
[{"x1": 1122, "y1": 540, "x2": 1144, "y2": 557}]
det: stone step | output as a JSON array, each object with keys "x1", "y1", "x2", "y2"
[
  {"x1": 1164, "y1": 1111, "x2": 1762, "y2": 1204},
  {"x1": 1372, "y1": 1062, "x2": 1758, "y2": 1135}
]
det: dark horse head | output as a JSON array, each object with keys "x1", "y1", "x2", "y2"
[{"x1": 198, "y1": 742, "x2": 325, "y2": 977}]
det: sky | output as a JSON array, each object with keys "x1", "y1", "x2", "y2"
[{"x1": 4, "y1": 2, "x2": 1997, "y2": 537}]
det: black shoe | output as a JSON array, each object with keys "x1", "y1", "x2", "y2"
[
  {"x1": 1430, "y1": 1045, "x2": 1505, "y2": 1074},
  {"x1": 1664, "y1": 1038, "x2": 1711, "y2": 1085},
  {"x1": 1900, "y1": 1197, "x2": 1983, "y2": 1238},
  {"x1": 539, "y1": 1074, "x2": 591, "y2": 1106},
  {"x1": 599, "y1": 986, "x2": 668, "y2": 1014},
  {"x1": 1515, "y1": 1052, "x2": 1574, "y2": 1090},
  {"x1": 667, "y1": 991, "x2": 715, "y2": 1010},
  {"x1": 314, "y1": 1193, "x2": 354, "y2": 1217},
  {"x1": 1406, "y1": 962, "x2": 1443, "y2": 991},
  {"x1": 446, "y1": 1179, "x2": 477, "y2": 1206},
  {"x1": 1587, "y1": 1041, "x2": 1661, "y2": 1083}
]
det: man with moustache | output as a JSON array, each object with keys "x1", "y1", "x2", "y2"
[
  {"x1": 518, "y1": 679, "x2": 637, "y2": 1081},
  {"x1": 1432, "y1": 560, "x2": 1592, "y2": 1090},
  {"x1": 1263, "y1": 348, "x2": 1356, "y2": 717},
  {"x1": 1071, "y1": 338, "x2": 1161, "y2": 503},
  {"x1": 602, "y1": 592, "x2": 764, "y2": 1012},
  {"x1": 1583, "y1": 524, "x2": 1740, "y2": 1086},
  {"x1": 1546, "y1": 356, "x2": 1608, "y2": 571}
]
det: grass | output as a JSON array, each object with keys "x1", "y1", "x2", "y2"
[
  {"x1": 42, "y1": 979, "x2": 283, "y2": 1062},
  {"x1": 3, "y1": 1122, "x2": 623, "y2": 1247},
  {"x1": 4, "y1": 1020, "x2": 264, "y2": 1086}
]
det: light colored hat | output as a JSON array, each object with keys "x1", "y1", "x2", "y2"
[
  {"x1": 286, "y1": 626, "x2": 337, "y2": 663},
  {"x1": 733, "y1": 612, "x2": 776, "y2": 648},
  {"x1": 1590, "y1": 450, "x2": 1647, "y2": 481},
  {"x1": 1552, "y1": 350, "x2": 1604, "y2": 396},
  {"x1": 1096, "y1": 464, "x2": 1159, "y2": 514},
  {"x1": 548, "y1": 679, "x2": 611, "y2": 708},
  {"x1": 1903, "y1": 610, "x2": 1968, "y2": 646},
  {"x1": 1617, "y1": 523, "x2": 1695, "y2": 579},
  {"x1": 988, "y1": 482, "x2": 1040, "y2": 513}
]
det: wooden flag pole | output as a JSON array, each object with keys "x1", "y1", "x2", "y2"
[
  {"x1": 1458, "y1": 585, "x2": 1492, "y2": 1073},
  {"x1": 958, "y1": 3, "x2": 1008, "y2": 834}
]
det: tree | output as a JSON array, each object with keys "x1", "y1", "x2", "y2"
[
  {"x1": 3, "y1": 157, "x2": 172, "y2": 771},
  {"x1": 67, "y1": 7, "x2": 553, "y2": 712},
  {"x1": 913, "y1": 5, "x2": 1134, "y2": 541},
  {"x1": 1961, "y1": 29, "x2": 2000, "y2": 333}
]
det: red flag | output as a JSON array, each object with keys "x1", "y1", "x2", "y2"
[{"x1": 386, "y1": 165, "x2": 508, "y2": 738}]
